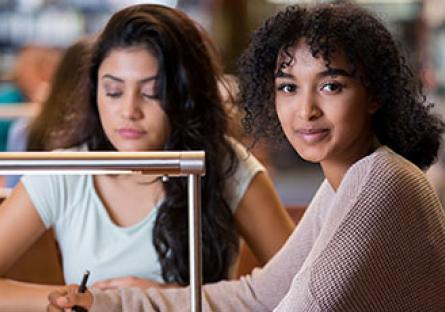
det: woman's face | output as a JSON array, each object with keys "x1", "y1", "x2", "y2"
[
  {"x1": 97, "y1": 47, "x2": 170, "y2": 151},
  {"x1": 275, "y1": 40, "x2": 379, "y2": 165}
]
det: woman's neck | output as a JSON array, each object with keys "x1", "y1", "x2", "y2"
[
  {"x1": 93, "y1": 174, "x2": 165, "y2": 227},
  {"x1": 321, "y1": 137, "x2": 378, "y2": 191}
]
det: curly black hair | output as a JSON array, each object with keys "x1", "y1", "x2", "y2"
[
  {"x1": 59, "y1": 5, "x2": 239, "y2": 285},
  {"x1": 239, "y1": 2, "x2": 445, "y2": 169}
]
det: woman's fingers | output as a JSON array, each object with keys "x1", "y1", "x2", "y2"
[{"x1": 47, "y1": 285, "x2": 93, "y2": 311}]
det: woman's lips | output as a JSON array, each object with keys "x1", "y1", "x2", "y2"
[
  {"x1": 295, "y1": 128, "x2": 329, "y2": 143},
  {"x1": 116, "y1": 128, "x2": 147, "y2": 139}
]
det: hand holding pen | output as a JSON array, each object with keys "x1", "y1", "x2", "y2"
[
  {"x1": 72, "y1": 270, "x2": 90, "y2": 312},
  {"x1": 47, "y1": 270, "x2": 93, "y2": 312}
]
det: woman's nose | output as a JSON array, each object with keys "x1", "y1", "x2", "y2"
[
  {"x1": 121, "y1": 94, "x2": 143, "y2": 120},
  {"x1": 297, "y1": 92, "x2": 322, "y2": 121}
]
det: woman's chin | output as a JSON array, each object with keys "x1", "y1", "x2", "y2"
[
  {"x1": 110, "y1": 140, "x2": 149, "y2": 152},
  {"x1": 299, "y1": 155, "x2": 322, "y2": 164},
  {"x1": 294, "y1": 148, "x2": 325, "y2": 164},
  {"x1": 114, "y1": 145, "x2": 146, "y2": 152}
]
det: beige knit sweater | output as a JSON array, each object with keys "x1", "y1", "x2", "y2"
[{"x1": 90, "y1": 146, "x2": 445, "y2": 311}]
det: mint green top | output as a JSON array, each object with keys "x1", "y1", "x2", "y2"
[{"x1": 22, "y1": 139, "x2": 264, "y2": 285}]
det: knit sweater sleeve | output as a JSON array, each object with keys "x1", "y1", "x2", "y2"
[
  {"x1": 277, "y1": 148, "x2": 445, "y2": 311},
  {"x1": 88, "y1": 148, "x2": 445, "y2": 311},
  {"x1": 89, "y1": 181, "x2": 334, "y2": 312}
]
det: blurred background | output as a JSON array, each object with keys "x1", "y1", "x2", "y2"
[{"x1": 0, "y1": 0, "x2": 444, "y2": 206}]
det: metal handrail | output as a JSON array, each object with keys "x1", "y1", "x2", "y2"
[{"x1": 0, "y1": 151, "x2": 205, "y2": 312}]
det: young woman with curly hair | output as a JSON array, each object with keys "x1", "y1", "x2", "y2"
[
  {"x1": 0, "y1": 4, "x2": 295, "y2": 311},
  {"x1": 48, "y1": 3, "x2": 445, "y2": 311}
]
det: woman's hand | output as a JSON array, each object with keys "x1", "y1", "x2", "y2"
[
  {"x1": 47, "y1": 285, "x2": 93, "y2": 312},
  {"x1": 92, "y1": 276, "x2": 177, "y2": 290}
]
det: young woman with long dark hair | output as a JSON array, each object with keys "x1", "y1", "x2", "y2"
[{"x1": 0, "y1": 4, "x2": 294, "y2": 311}]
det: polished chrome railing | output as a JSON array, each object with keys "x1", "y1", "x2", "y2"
[{"x1": 0, "y1": 151, "x2": 205, "y2": 312}]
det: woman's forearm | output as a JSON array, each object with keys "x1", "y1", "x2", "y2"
[
  {"x1": 0, "y1": 278, "x2": 61, "y2": 312},
  {"x1": 90, "y1": 278, "x2": 267, "y2": 312}
]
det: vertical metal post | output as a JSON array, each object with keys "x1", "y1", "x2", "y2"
[{"x1": 188, "y1": 174, "x2": 202, "y2": 312}]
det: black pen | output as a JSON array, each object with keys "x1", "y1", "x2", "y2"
[{"x1": 72, "y1": 270, "x2": 90, "y2": 312}]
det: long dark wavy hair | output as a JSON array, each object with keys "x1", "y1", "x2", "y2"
[
  {"x1": 239, "y1": 2, "x2": 445, "y2": 169},
  {"x1": 86, "y1": 4, "x2": 239, "y2": 284},
  {"x1": 27, "y1": 37, "x2": 94, "y2": 150}
]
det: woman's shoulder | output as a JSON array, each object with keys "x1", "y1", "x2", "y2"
[
  {"x1": 22, "y1": 144, "x2": 89, "y2": 185},
  {"x1": 368, "y1": 146, "x2": 428, "y2": 186},
  {"x1": 225, "y1": 136, "x2": 250, "y2": 159},
  {"x1": 342, "y1": 146, "x2": 440, "y2": 216},
  {"x1": 221, "y1": 137, "x2": 266, "y2": 213},
  {"x1": 336, "y1": 146, "x2": 439, "y2": 217},
  {"x1": 347, "y1": 146, "x2": 427, "y2": 187},
  {"x1": 22, "y1": 143, "x2": 90, "y2": 187},
  {"x1": 225, "y1": 136, "x2": 264, "y2": 167},
  {"x1": 224, "y1": 136, "x2": 265, "y2": 175},
  {"x1": 22, "y1": 172, "x2": 90, "y2": 192}
]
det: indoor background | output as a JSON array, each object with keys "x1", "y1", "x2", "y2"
[{"x1": 0, "y1": 0, "x2": 444, "y2": 206}]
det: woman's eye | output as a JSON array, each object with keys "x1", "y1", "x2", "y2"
[
  {"x1": 142, "y1": 93, "x2": 159, "y2": 100},
  {"x1": 321, "y1": 82, "x2": 344, "y2": 93},
  {"x1": 277, "y1": 83, "x2": 297, "y2": 93},
  {"x1": 106, "y1": 92, "x2": 122, "y2": 98}
]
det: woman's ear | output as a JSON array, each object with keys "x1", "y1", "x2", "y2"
[
  {"x1": 367, "y1": 94, "x2": 382, "y2": 114},
  {"x1": 368, "y1": 101, "x2": 382, "y2": 114}
]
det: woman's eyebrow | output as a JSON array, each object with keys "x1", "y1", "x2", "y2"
[
  {"x1": 274, "y1": 70, "x2": 294, "y2": 79},
  {"x1": 101, "y1": 74, "x2": 123, "y2": 82},
  {"x1": 274, "y1": 67, "x2": 351, "y2": 80},
  {"x1": 100, "y1": 74, "x2": 158, "y2": 83},
  {"x1": 139, "y1": 75, "x2": 158, "y2": 83},
  {"x1": 318, "y1": 67, "x2": 352, "y2": 78}
]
